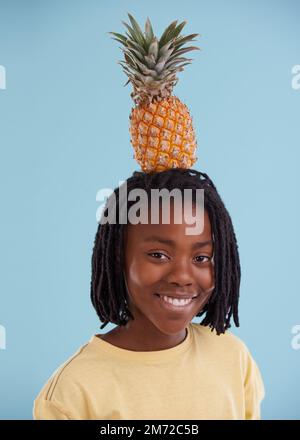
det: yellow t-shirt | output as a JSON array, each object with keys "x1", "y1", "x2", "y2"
[{"x1": 33, "y1": 322, "x2": 265, "y2": 420}]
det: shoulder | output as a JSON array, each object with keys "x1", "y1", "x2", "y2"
[
  {"x1": 34, "y1": 337, "x2": 101, "y2": 402},
  {"x1": 33, "y1": 337, "x2": 102, "y2": 419},
  {"x1": 191, "y1": 322, "x2": 247, "y2": 350},
  {"x1": 190, "y1": 322, "x2": 265, "y2": 402},
  {"x1": 190, "y1": 322, "x2": 249, "y2": 355}
]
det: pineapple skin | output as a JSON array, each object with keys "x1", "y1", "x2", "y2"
[{"x1": 129, "y1": 95, "x2": 197, "y2": 172}]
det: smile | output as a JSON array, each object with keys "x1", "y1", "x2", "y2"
[{"x1": 155, "y1": 293, "x2": 197, "y2": 311}]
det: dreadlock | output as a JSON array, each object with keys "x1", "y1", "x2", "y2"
[{"x1": 90, "y1": 168, "x2": 240, "y2": 336}]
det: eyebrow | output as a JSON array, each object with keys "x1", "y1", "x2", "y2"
[{"x1": 143, "y1": 235, "x2": 213, "y2": 249}]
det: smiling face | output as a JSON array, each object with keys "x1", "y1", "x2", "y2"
[{"x1": 123, "y1": 201, "x2": 215, "y2": 337}]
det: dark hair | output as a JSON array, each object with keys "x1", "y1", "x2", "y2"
[{"x1": 90, "y1": 168, "x2": 240, "y2": 335}]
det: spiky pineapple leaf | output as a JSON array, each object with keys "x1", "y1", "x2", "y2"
[
  {"x1": 170, "y1": 20, "x2": 187, "y2": 40},
  {"x1": 167, "y1": 46, "x2": 200, "y2": 63},
  {"x1": 107, "y1": 31, "x2": 128, "y2": 43},
  {"x1": 173, "y1": 34, "x2": 200, "y2": 49},
  {"x1": 158, "y1": 40, "x2": 175, "y2": 58},
  {"x1": 121, "y1": 21, "x2": 143, "y2": 47},
  {"x1": 125, "y1": 38, "x2": 147, "y2": 55},
  {"x1": 144, "y1": 54, "x2": 157, "y2": 69},
  {"x1": 144, "y1": 17, "x2": 154, "y2": 47},
  {"x1": 156, "y1": 48, "x2": 174, "y2": 66},
  {"x1": 109, "y1": 14, "x2": 201, "y2": 104},
  {"x1": 117, "y1": 60, "x2": 129, "y2": 71},
  {"x1": 148, "y1": 37, "x2": 159, "y2": 61},
  {"x1": 123, "y1": 51, "x2": 138, "y2": 68},
  {"x1": 124, "y1": 46, "x2": 145, "y2": 62},
  {"x1": 122, "y1": 17, "x2": 147, "y2": 50},
  {"x1": 131, "y1": 57, "x2": 158, "y2": 77},
  {"x1": 159, "y1": 20, "x2": 187, "y2": 49},
  {"x1": 165, "y1": 59, "x2": 193, "y2": 71},
  {"x1": 110, "y1": 37, "x2": 129, "y2": 49},
  {"x1": 127, "y1": 13, "x2": 145, "y2": 45},
  {"x1": 159, "y1": 20, "x2": 178, "y2": 47},
  {"x1": 165, "y1": 56, "x2": 193, "y2": 67}
]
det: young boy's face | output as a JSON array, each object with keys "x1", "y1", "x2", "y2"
[{"x1": 123, "y1": 201, "x2": 215, "y2": 336}]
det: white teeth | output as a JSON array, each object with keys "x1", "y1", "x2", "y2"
[{"x1": 160, "y1": 295, "x2": 192, "y2": 306}]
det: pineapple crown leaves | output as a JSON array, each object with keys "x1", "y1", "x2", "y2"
[{"x1": 107, "y1": 12, "x2": 201, "y2": 104}]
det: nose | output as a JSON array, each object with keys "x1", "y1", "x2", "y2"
[{"x1": 164, "y1": 258, "x2": 194, "y2": 287}]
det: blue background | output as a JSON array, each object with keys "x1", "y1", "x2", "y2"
[{"x1": 0, "y1": 0, "x2": 299, "y2": 420}]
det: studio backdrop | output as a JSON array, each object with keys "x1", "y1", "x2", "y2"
[{"x1": 0, "y1": 0, "x2": 299, "y2": 420}]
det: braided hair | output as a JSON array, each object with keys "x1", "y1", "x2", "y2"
[{"x1": 90, "y1": 168, "x2": 240, "y2": 336}]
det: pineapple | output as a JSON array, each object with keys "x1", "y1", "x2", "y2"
[{"x1": 108, "y1": 13, "x2": 200, "y2": 172}]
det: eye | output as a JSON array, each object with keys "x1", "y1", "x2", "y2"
[
  {"x1": 147, "y1": 253, "x2": 211, "y2": 263},
  {"x1": 147, "y1": 252, "x2": 169, "y2": 260},
  {"x1": 194, "y1": 255, "x2": 211, "y2": 263}
]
